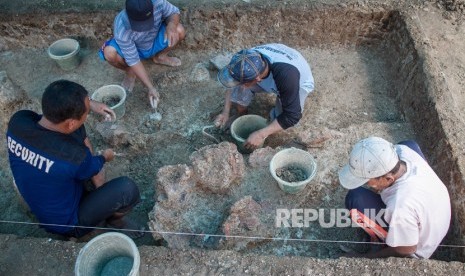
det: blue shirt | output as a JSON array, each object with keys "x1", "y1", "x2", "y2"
[
  {"x1": 114, "y1": 0, "x2": 180, "y2": 66},
  {"x1": 6, "y1": 110, "x2": 105, "y2": 234}
]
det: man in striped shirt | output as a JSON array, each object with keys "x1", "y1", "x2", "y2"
[{"x1": 99, "y1": 0, "x2": 185, "y2": 108}]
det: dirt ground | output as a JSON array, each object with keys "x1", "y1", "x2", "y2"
[{"x1": 1, "y1": 0, "x2": 465, "y2": 274}]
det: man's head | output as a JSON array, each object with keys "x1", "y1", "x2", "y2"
[
  {"x1": 217, "y1": 49, "x2": 267, "y2": 88},
  {"x1": 338, "y1": 137, "x2": 400, "y2": 191},
  {"x1": 125, "y1": 0, "x2": 154, "y2": 32},
  {"x1": 42, "y1": 80, "x2": 90, "y2": 132}
]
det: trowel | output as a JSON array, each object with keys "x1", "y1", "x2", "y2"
[{"x1": 149, "y1": 98, "x2": 162, "y2": 121}]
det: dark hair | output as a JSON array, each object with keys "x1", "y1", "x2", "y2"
[{"x1": 41, "y1": 80, "x2": 89, "y2": 124}]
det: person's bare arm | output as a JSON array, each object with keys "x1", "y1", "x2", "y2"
[
  {"x1": 215, "y1": 89, "x2": 232, "y2": 128},
  {"x1": 89, "y1": 99, "x2": 116, "y2": 121},
  {"x1": 83, "y1": 138, "x2": 114, "y2": 188},
  {"x1": 244, "y1": 119, "x2": 283, "y2": 149},
  {"x1": 129, "y1": 62, "x2": 159, "y2": 108}
]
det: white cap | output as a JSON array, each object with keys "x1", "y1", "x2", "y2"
[{"x1": 338, "y1": 137, "x2": 399, "y2": 189}]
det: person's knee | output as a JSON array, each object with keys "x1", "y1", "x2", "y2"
[
  {"x1": 117, "y1": 176, "x2": 139, "y2": 195},
  {"x1": 345, "y1": 187, "x2": 366, "y2": 210},
  {"x1": 104, "y1": 47, "x2": 124, "y2": 65},
  {"x1": 177, "y1": 24, "x2": 186, "y2": 41},
  {"x1": 345, "y1": 186, "x2": 386, "y2": 215}
]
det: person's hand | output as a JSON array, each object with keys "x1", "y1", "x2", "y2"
[
  {"x1": 164, "y1": 22, "x2": 180, "y2": 47},
  {"x1": 89, "y1": 100, "x2": 116, "y2": 121},
  {"x1": 214, "y1": 113, "x2": 229, "y2": 129},
  {"x1": 148, "y1": 87, "x2": 160, "y2": 109},
  {"x1": 100, "y1": 149, "x2": 115, "y2": 162},
  {"x1": 244, "y1": 131, "x2": 266, "y2": 149}
]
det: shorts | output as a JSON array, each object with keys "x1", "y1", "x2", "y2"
[{"x1": 98, "y1": 24, "x2": 168, "y2": 62}]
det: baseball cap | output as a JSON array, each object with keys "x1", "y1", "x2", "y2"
[
  {"x1": 217, "y1": 49, "x2": 266, "y2": 88},
  {"x1": 126, "y1": 0, "x2": 154, "y2": 32},
  {"x1": 338, "y1": 137, "x2": 399, "y2": 189}
]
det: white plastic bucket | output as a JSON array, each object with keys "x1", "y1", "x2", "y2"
[
  {"x1": 75, "y1": 232, "x2": 140, "y2": 276},
  {"x1": 230, "y1": 114, "x2": 268, "y2": 154},
  {"x1": 269, "y1": 147, "x2": 317, "y2": 194},
  {"x1": 91, "y1": 85, "x2": 127, "y2": 120},
  {"x1": 47, "y1": 38, "x2": 80, "y2": 71}
]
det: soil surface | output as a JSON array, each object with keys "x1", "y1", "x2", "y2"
[{"x1": 1, "y1": 0, "x2": 465, "y2": 274}]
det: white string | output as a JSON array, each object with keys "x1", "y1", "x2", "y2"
[{"x1": 1, "y1": 219, "x2": 464, "y2": 248}]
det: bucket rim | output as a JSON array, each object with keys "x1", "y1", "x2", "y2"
[
  {"x1": 269, "y1": 147, "x2": 318, "y2": 186},
  {"x1": 230, "y1": 114, "x2": 267, "y2": 143},
  {"x1": 91, "y1": 84, "x2": 127, "y2": 110},
  {"x1": 47, "y1": 38, "x2": 80, "y2": 60},
  {"x1": 74, "y1": 232, "x2": 140, "y2": 276}
]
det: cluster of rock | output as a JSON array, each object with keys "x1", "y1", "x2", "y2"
[{"x1": 148, "y1": 142, "x2": 276, "y2": 250}]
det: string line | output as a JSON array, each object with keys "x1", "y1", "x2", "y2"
[{"x1": 1, "y1": 219, "x2": 464, "y2": 248}]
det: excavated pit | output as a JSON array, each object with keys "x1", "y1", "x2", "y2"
[{"x1": 0, "y1": 5, "x2": 464, "y2": 261}]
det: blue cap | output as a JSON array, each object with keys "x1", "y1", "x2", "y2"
[
  {"x1": 217, "y1": 49, "x2": 266, "y2": 88},
  {"x1": 126, "y1": 0, "x2": 154, "y2": 32}
]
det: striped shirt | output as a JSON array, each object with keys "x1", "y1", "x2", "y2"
[{"x1": 113, "y1": 0, "x2": 180, "y2": 66}]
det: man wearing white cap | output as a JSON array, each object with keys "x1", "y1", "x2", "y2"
[
  {"x1": 216, "y1": 43, "x2": 314, "y2": 150},
  {"x1": 339, "y1": 137, "x2": 451, "y2": 259}
]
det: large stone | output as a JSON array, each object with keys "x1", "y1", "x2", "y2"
[
  {"x1": 156, "y1": 164, "x2": 195, "y2": 207},
  {"x1": 0, "y1": 71, "x2": 26, "y2": 108},
  {"x1": 190, "y1": 142, "x2": 245, "y2": 194},
  {"x1": 221, "y1": 196, "x2": 264, "y2": 250},
  {"x1": 148, "y1": 164, "x2": 196, "y2": 248}
]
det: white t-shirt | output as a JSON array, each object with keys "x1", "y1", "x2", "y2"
[
  {"x1": 381, "y1": 145, "x2": 451, "y2": 259},
  {"x1": 253, "y1": 44, "x2": 314, "y2": 93}
]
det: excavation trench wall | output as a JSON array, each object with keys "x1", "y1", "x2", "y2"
[{"x1": 0, "y1": 3, "x2": 464, "y2": 260}]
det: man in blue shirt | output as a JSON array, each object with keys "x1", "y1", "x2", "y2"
[
  {"x1": 6, "y1": 80, "x2": 143, "y2": 239},
  {"x1": 99, "y1": 0, "x2": 185, "y2": 109}
]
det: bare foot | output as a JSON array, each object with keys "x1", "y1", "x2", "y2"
[
  {"x1": 152, "y1": 55, "x2": 182, "y2": 67},
  {"x1": 106, "y1": 218, "x2": 146, "y2": 239},
  {"x1": 121, "y1": 74, "x2": 136, "y2": 93}
]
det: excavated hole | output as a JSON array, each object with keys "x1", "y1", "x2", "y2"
[{"x1": 0, "y1": 7, "x2": 461, "y2": 260}]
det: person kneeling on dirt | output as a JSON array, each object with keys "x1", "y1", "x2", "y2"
[
  {"x1": 6, "y1": 80, "x2": 144, "y2": 239},
  {"x1": 99, "y1": 0, "x2": 185, "y2": 108},
  {"x1": 338, "y1": 136, "x2": 451, "y2": 259},
  {"x1": 215, "y1": 43, "x2": 314, "y2": 150}
]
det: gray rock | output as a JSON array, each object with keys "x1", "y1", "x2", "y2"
[
  {"x1": 148, "y1": 164, "x2": 196, "y2": 248},
  {"x1": 189, "y1": 63, "x2": 210, "y2": 83},
  {"x1": 209, "y1": 54, "x2": 233, "y2": 70},
  {"x1": 0, "y1": 71, "x2": 26, "y2": 107}
]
